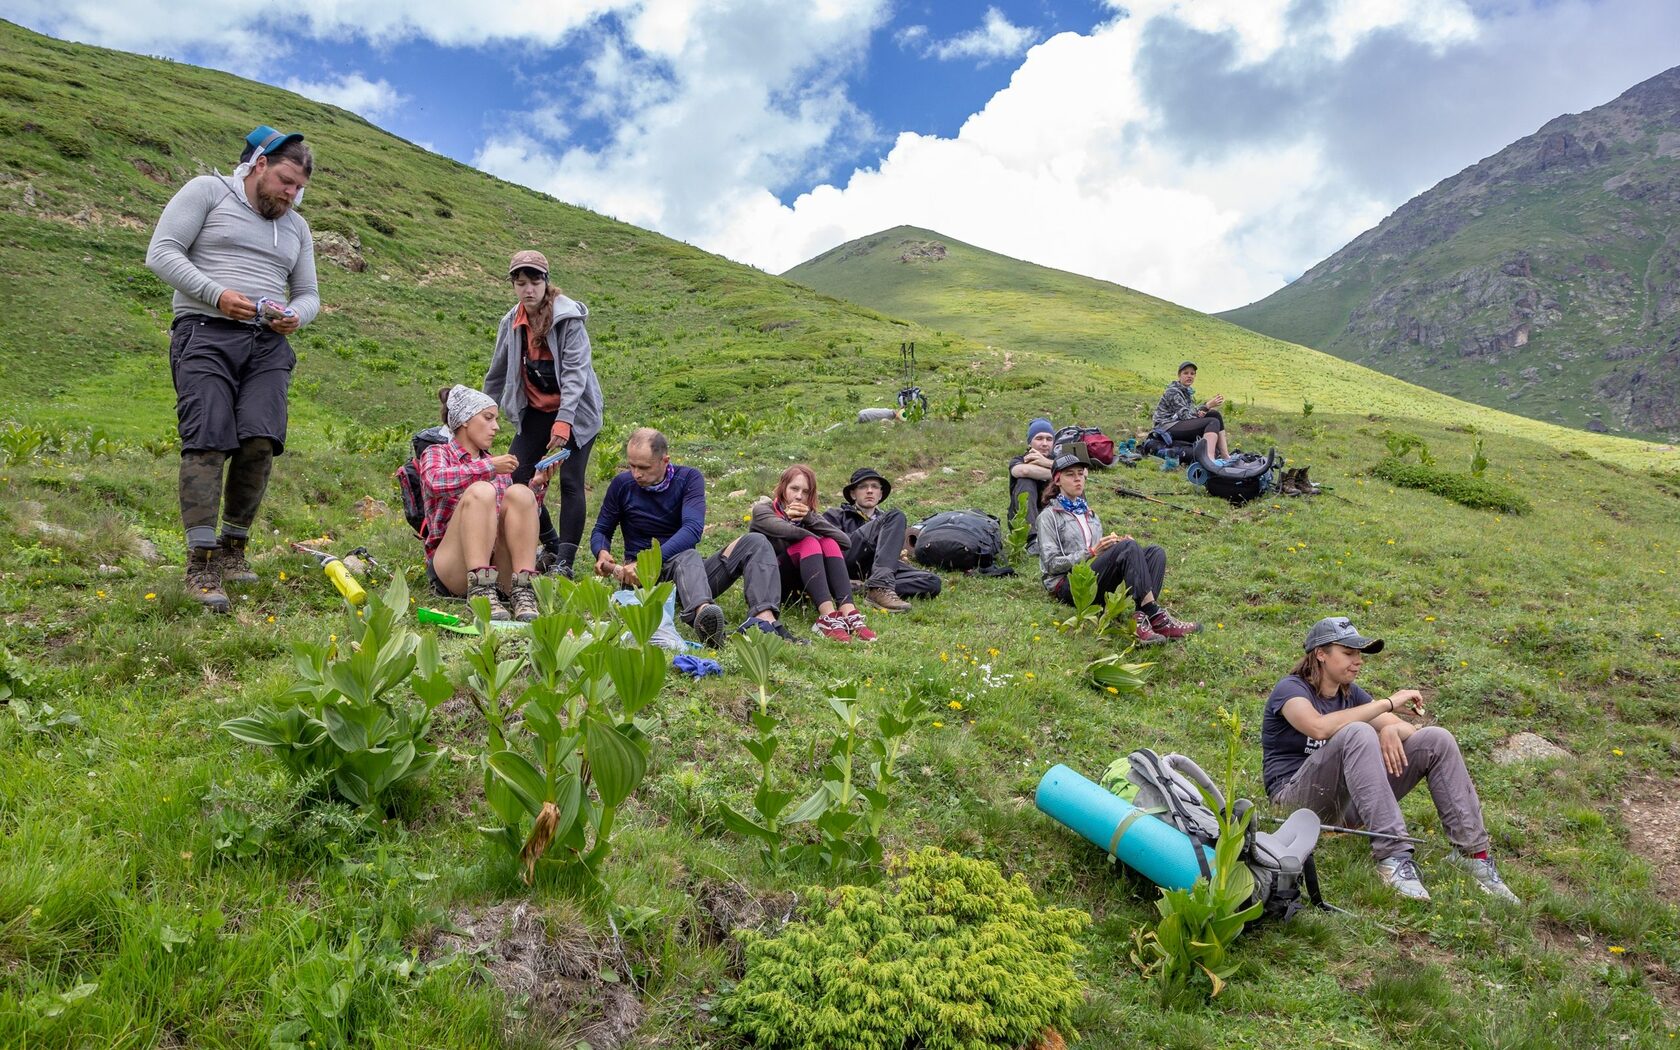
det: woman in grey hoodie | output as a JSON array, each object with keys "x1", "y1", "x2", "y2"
[
  {"x1": 484, "y1": 249, "x2": 604, "y2": 578},
  {"x1": 1035, "y1": 454, "x2": 1200, "y2": 644}
]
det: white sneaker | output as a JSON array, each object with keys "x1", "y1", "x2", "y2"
[
  {"x1": 1447, "y1": 853, "x2": 1521, "y2": 904},
  {"x1": 1376, "y1": 855, "x2": 1431, "y2": 901}
]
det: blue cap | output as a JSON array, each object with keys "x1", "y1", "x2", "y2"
[
  {"x1": 1027, "y1": 418, "x2": 1054, "y2": 442},
  {"x1": 242, "y1": 125, "x2": 303, "y2": 161}
]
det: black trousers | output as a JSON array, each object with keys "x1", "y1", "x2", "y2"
[
  {"x1": 843, "y1": 509, "x2": 942, "y2": 598},
  {"x1": 1050, "y1": 540, "x2": 1166, "y2": 610},
  {"x1": 1162, "y1": 410, "x2": 1222, "y2": 442},
  {"x1": 510, "y1": 406, "x2": 594, "y2": 550}
]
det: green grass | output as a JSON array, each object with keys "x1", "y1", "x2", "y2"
[{"x1": 3, "y1": 19, "x2": 1680, "y2": 1049}]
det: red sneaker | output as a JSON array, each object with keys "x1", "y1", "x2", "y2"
[
  {"x1": 1150, "y1": 609, "x2": 1202, "y2": 639},
  {"x1": 812, "y1": 612, "x2": 853, "y2": 642},
  {"x1": 843, "y1": 610, "x2": 878, "y2": 642},
  {"x1": 1133, "y1": 611, "x2": 1167, "y2": 645}
]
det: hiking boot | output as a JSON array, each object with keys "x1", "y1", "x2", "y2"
[
  {"x1": 1150, "y1": 609, "x2": 1202, "y2": 639},
  {"x1": 738, "y1": 617, "x2": 809, "y2": 645},
  {"x1": 184, "y1": 547, "x2": 230, "y2": 613},
  {"x1": 1133, "y1": 611, "x2": 1168, "y2": 645},
  {"x1": 866, "y1": 586, "x2": 911, "y2": 612},
  {"x1": 812, "y1": 612, "x2": 853, "y2": 642},
  {"x1": 1296, "y1": 467, "x2": 1320, "y2": 495},
  {"x1": 212, "y1": 536, "x2": 258, "y2": 584},
  {"x1": 467, "y1": 567, "x2": 511, "y2": 622},
  {"x1": 693, "y1": 603, "x2": 728, "y2": 649},
  {"x1": 1376, "y1": 855, "x2": 1431, "y2": 901},
  {"x1": 1279, "y1": 469, "x2": 1300, "y2": 496},
  {"x1": 842, "y1": 610, "x2": 878, "y2": 642},
  {"x1": 508, "y1": 570, "x2": 541, "y2": 623},
  {"x1": 1447, "y1": 853, "x2": 1521, "y2": 904}
]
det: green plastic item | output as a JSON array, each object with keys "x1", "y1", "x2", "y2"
[{"x1": 417, "y1": 607, "x2": 526, "y2": 635}]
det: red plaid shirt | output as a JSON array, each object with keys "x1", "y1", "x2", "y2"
[{"x1": 417, "y1": 439, "x2": 547, "y2": 558}]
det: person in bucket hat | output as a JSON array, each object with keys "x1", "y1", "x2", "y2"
[
  {"x1": 1259, "y1": 617, "x2": 1520, "y2": 904},
  {"x1": 145, "y1": 122, "x2": 318, "y2": 612},
  {"x1": 821, "y1": 466, "x2": 941, "y2": 611},
  {"x1": 483, "y1": 248, "x2": 604, "y2": 579}
]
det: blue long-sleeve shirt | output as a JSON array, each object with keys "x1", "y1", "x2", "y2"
[{"x1": 590, "y1": 465, "x2": 707, "y2": 560}]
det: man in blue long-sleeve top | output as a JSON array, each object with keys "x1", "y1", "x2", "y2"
[
  {"x1": 591, "y1": 428, "x2": 799, "y2": 648},
  {"x1": 145, "y1": 123, "x2": 319, "y2": 613}
]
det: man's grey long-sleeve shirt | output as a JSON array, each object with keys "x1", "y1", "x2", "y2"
[{"x1": 145, "y1": 174, "x2": 319, "y2": 325}]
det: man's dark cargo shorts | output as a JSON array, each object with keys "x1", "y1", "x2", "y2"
[{"x1": 169, "y1": 315, "x2": 297, "y2": 454}]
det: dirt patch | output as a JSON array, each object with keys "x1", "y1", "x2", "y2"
[
  {"x1": 1621, "y1": 776, "x2": 1680, "y2": 899},
  {"x1": 130, "y1": 157, "x2": 173, "y2": 184},
  {"x1": 424, "y1": 901, "x2": 644, "y2": 1049},
  {"x1": 694, "y1": 879, "x2": 797, "y2": 969},
  {"x1": 315, "y1": 231, "x2": 366, "y2": 273}
]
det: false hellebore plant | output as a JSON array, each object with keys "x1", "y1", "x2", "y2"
[{"x1": 467, "y1": 545, "x2": 672, "y2": 887}]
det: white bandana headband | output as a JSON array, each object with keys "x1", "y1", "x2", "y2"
[{"x1": 446, "y1": 385, "x2": 496, "y2": 431}]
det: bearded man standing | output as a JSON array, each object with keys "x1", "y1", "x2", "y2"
[{"x1": 146, "y1": 125, "x2": 319, "y2": 612}]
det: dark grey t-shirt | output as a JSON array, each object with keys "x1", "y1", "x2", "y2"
[{"x1": 1261, "y1": 674, "x2": 1373, "y2": 795}]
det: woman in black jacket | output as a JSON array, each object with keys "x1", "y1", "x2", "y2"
[{"x1": 750, "y1": 465, "x2": 876, "y2": 643}]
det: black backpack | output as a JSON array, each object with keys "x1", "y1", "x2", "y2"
[
  {"x1": 395, "y1": 426, "x2": 451, "y2": 538},
  {"x1": 912, "y1": 509, "x2": 1006, "y2": 573},
  {"x1": 1193, "y1": 448, "x2": 1278, "y2": 505},
  {"x1": 1140, "y1": 428, "x2": 1198, "y2": 462}
]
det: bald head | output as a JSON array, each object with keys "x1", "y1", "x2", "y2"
[
  {"x1": 627, "y1": 427, "x2": 668, "y2": 459},
  {"x1": 626, "y1": 428, "x2": 670, "y2": 488}
]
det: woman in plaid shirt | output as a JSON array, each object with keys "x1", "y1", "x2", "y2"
[
  {"x1": 419, "y1": 385, "x2": 551, "y2": 622},
  {"x1": 1152, "y1": 361, "x2": 1230, "y2": 462}
]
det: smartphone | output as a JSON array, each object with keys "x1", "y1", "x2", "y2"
[{"x1": 535, "y1": 448, "x2": 572, "y2": 471}]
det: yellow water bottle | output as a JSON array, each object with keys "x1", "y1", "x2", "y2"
[{"x1": 322, "y1": 556, "x2": 367, "y2": 606}]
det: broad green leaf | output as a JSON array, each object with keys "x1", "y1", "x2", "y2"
[
  {"x1": 220, "y1": 713, "x2": 289, "y2": 748},
  {"x1": 583, "y1": 714, "x2": 646, "y2": 808},
  {"x1": 717, "y1": 802, "x2": 778, "y2": 844},
  {"x1": 488, "y1": 750, "x2": 549, "y2": 817},
  {"x1": 784, "y1": 785, "x2": 833, "y2": 824},
  {"x1": 320, "y1": 705, "x2": 369, "y2": 753},
  {"x1": 604, "y1": 645, "x2": 667, "y2": 717}
]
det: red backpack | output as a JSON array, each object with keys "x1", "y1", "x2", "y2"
[{"x1": 1053, "y1": 425, "x2": 1116, "y2": 467}]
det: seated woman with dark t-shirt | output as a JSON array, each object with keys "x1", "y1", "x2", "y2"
[
  {"x1": 1008, "y1": 417, "x2": 1056, "y2": 549},
  {"x1": 1152, "y1": 361, "x2": 1229, "y2": 461},
  {"x1": 1260, "y1": 616, "x2": 1519, "y2": 904}
]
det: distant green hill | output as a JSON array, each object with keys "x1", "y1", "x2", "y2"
[
  {"x1": 1220, "y1": 66, "x2": 1680, "y2": 440},
  {"x1": 784, "y1": 225, "x2": 1680, "y2": 469}
]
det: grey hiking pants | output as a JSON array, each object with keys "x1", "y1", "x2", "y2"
[
  {"x1": 1271, "y1": 723, "x2": 1490, "y2": 862},
  {"x1": 662, "y1": 533, "x2": 780, "y2": 624}
]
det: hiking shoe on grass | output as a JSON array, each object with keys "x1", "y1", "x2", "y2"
[
  {"x1": 1150, "y1": 609, "x2": 1202, "y2": 639},
  {"x1": 813, "y1": 612, "x2": 853, "y2": 642},
  {"x1": 509, "y1": 570, "x2": 541, "y2": 623},
  {"x1": 185, "y1": 547, "x2": 230, "y2": 613},
  {"x1": 1133, "y1": 611, "x2": 1167, "y2": 645},
  {"x1": 738, "y1": 617, "x2": 809, "y2": 645},
  {"x1": 212, "y1": 536, "x2": 258, "y2": 584},
  {"x1": 866, "y1": 587, "x2": 911, "y2": 612},
  {"x1": 467, "y1": 567, "x2": 511, "y2": 621},
  {"x1": 842, "y1": 610, "x2": 878, "y2": 642},
  {"x1": 693, "y1": 603, "x2": 728, "y2": 648},
  {"x1": 1376, "y1": 855, "x2": 1431, "y2": 901},
  {"x1": 1447, "y1": 853, "x2": 1521, "y2": 904}
]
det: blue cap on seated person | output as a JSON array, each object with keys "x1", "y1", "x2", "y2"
[
  {"x1": 1027, "y1": 418, "x2": 1054, "y2": 442},
  {"x1": 1303, "y1": 616, "x2": 1384, "y2": 654},
  {"x1": 242, "y1": 125, "x2": 304, "y2": 162}
]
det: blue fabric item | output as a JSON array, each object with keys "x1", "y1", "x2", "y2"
[
  {"x1": 1027, "y1": 417, "x2": 1054, "y2": 442},
  {"x1": 643, "y1": 462, "x2": 677, "y2": 493},
  {"x1": 1056, "y1": 495, "x2": 1090, "y2": 515},
  {"x1": 672, "y1": 654, "x2": 723, "y2": 678},
  {"x1": 590, "y1": 465, "x2": 706, "y2": 560}
]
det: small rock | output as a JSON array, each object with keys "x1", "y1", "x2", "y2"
[
  {"x1": 342, "y1": 555, "x2": 368, "y2": 575},
  {"x1": 134, "y1": 537, "x2": 161, "y2": 564},
  {"x1": 1492, "y1": 732, "x2": 1573, "y2": 765},
  {"x1": 727, "y1": 488, "x2": 747, "y2": 499},
  {"x1": 97, "y1": 564, "x2": 124, "y2": 576},
  {"x1": 354, "y1": 496, "x2": 389, "y2": 519},
  {"x1": 34, "y1": 521, "x2": 82, "y2": 542},
  {"x1": 941, "y1": 466, "x2": 956, "y2": 474},
  {"x1": 898, "y1": 471, "x2": 928, "y2": 484}
]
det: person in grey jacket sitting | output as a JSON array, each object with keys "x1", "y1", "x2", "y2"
[
  {"x1": 820, "y1": 467, "x2": 941, "y2": 611},
  {"x1": 1152, "y1": 361, "x2": 1229, "y2": 461},
  {"x1": 485, "y1": 249, "x2": 603, "y2": 579},
  {"x1": 1035, "y1": 453, "x2": 1200, "y2": 644}
]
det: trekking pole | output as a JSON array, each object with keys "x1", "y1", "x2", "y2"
[
  {"x1": 1113, "y1": 484, "x2": 1221, "y2": 520},
  {"x1": 1263, "y1": 816, "x2": 1426, "y2": 846},
  {"x1": 292, "y1": 543, "x2": 367, "y2": 606}
]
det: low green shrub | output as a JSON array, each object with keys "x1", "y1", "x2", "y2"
[
  {"x1": 1369, "y1": 457, "x2": 1531, "y2": 513},
  {"x1": 720, "y1": 847, "x2": 1089, "y2": 1050}
]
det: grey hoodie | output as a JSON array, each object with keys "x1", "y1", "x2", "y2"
[
  {"x1": 146, "y1": 174, "x2": 319, "y2": 324},
  {"x1": 484, "y1": 295, "x2": 603, "y2": 447}
]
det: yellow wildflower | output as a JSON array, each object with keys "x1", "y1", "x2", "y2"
[
  {"x1": 949, "y1": 700, "x2": 963, "y2": 710},
  {"x1": 932, "y1": 721, "x2": 944, "y2": 728},
  {"x1": 144, "y1": 592, "x2": 157, "y2": 600},
  {"x1": 278, "y1": 570, "x2": 288, "y2": 581},
  {"x1": 1612, "y1": 748, "x2": 1624, "y2": 756},
  {"x1": 1609, "y1": 945, "x2": 1626, "y2": 955}
]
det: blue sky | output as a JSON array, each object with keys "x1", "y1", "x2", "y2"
[{"x1": 6, "y1": 0, "x2": 1676, "y2": 311}]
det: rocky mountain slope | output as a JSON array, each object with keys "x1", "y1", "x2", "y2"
[{"x1": 1220, "y1": 66, "x2": 1680, "y2": 440}]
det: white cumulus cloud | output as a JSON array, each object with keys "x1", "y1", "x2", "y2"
[
  {"x1": 925, "y1": 7, "x2": 1039, "y2": 62},
  {"x1": 283, "y1": 73, "x2": 406, "y2": 120}
]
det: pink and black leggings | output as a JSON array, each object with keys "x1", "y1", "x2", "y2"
[{"x1": 781, "y1": 536, "x2": 853, "y2": 609}]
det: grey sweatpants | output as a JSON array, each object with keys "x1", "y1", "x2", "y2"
[
  {"x1": 1270, "y1": 723, "x2": 1490, "y2": 861},
  {"x1": 662, "y1": 533, "x2": 780, "y2": 624}
]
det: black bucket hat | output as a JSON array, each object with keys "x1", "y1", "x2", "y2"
[{"x1": 842, "y1": 467, "x2": 892, "y2": 504}]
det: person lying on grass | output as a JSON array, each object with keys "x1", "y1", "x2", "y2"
[
  {"x1": 1008, "y1": 417, "x2": 1056, "y2": 552},
  {"x1": 820, "y1": 467, "x2": 941, "y2": 612},
  {"x1": 1260, "y1": 617, "x2": 1520, "y2": 904},
  {"x1": 1034, "y1": 452, "x2": 1199, "y2": 644},
  {"x1": 592, "y1": 428, "x2": 801, "y2": 648},
  {"x1": 1152, "y1": 361, "x2": 1230, "y2": 462},
  {"x1": 751, "y1": 465, "x2": 877, "y2": 643},
  {"x1": 418, "y1": 385, "x2": 549, "y2": 623}
]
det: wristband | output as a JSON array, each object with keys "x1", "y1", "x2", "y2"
[{"x1": 1387, "y1": 698, "x2": 1396, "y2": 713}]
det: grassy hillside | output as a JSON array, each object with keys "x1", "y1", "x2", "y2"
[
  {"x1": 1219, "y1": 68, "x2": 1680, "y2": 438},
  {"x1": 3, "y1": 20, "x2": 1680, "y2": 1050},
  {"x1": 784, "y1": 226, "x2": 1680, "y2": 471}
]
